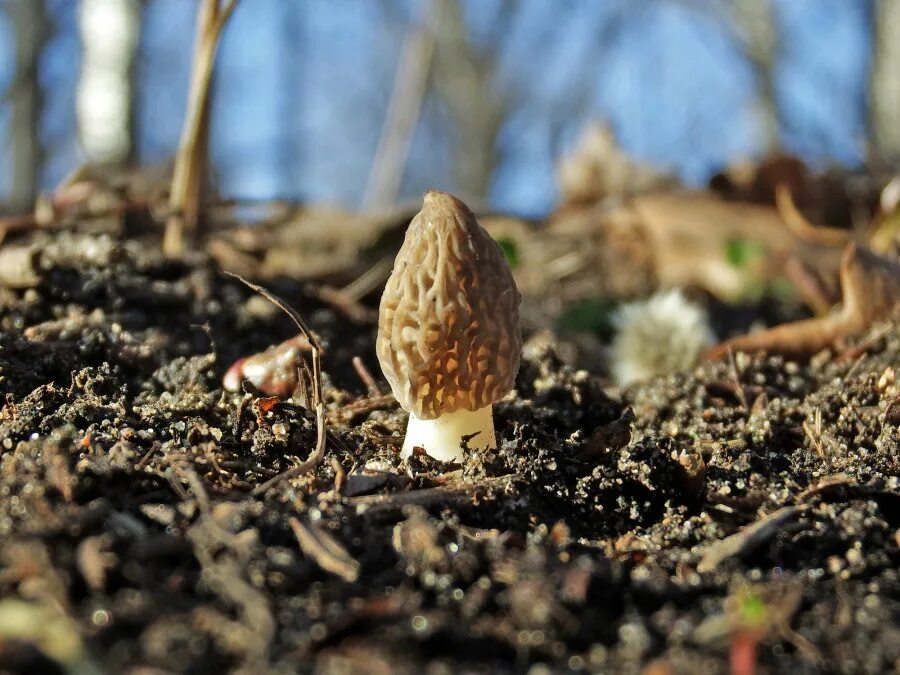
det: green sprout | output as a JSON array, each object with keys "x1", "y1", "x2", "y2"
[
  {"x1": 556, "y1": 297, "x2": 619, "y2": 340},
  {"x1": 735, "y1": 588, "x2": 768, "y2": 630},
  {"x1": 725, "y1": 237, "x2": 765, "y2": 269},
  {"x1": 495, "y1": 236, "x2": 520, "y2": 269}
]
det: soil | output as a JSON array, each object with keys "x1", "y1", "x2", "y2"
[{"x1": 0, "y1": 222, "x2": 898, "y2": 675}]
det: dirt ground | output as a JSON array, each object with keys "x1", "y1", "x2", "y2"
[{"x1": 0, "y1": 222, "x2": 898, "y2": 675}]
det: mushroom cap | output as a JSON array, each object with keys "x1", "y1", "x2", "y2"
[{"x1": 376, "y1": 190, "x2": 522, "y2": 420}]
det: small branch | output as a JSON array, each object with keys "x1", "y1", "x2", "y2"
[
  {"x1": 249, "y1": 403, "x2": 326, "y2": 498},
  {"x1": 289, "y1": 516, "x2": 360, "y2": 582},
  {"x1": 328, "y1": 393, "x2": 397, "y2": 425},
  {"x1": 697, "y1": 505, "x2": 809, "y2": 573},
  {"x1": 352, "y1": 356, "x2": 381, "y2": 395},
  {"x1": 349, "y1": 474, "x2": 519, "y2": 518},
  {"x1": 225, "y1": 272, "x2": 328, "y2": 498},
  {"x1": 224, "y1": 272, "x2": 323, "y2": 396}
]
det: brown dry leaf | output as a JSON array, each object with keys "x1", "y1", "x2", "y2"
[
  {"x1": 534, "y1": 186, "x2": 852, "y2": 305},
  {"x1": 711, "y1": 153, "x2": 811, "y2": 206},
  {"x1": 556, "y1": 123, "x2": 673, "y2": 206},
  {"x1": 774, "y1": 184, "x2": 851, "y2": 248},
  {"x1": 631, "y1": 191, "x2": 836, "y2": 301},
  {"x1": 707, "y1": 243, "x2": 900, "y2": 360}
]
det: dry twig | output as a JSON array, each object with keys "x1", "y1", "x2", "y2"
[
  {"x1": 289, "y1": 516, "x2": 360, "y2": 582},
  {"x1": 352, "y1": 356, "x2": 381, "y2": 395},
  {"x1": 362, "y1": 1, "x2": 437, "y2": 209},
  {"x1": 225, "y1": 273, "x2": 328, "y2": 498},
  {"x1": 801, "y1": 407, "x2": 826, "y2": 457},
  {"x1": 349, "y1": 474, "x2": 519, "y2": 518},
  {"x1": 775, "y1": 184, "x2": 852, "y2": 247},
  {"x1": 164, "y1": 0, "x2": 240, "y2": 257},
  {"x1": 697, "y1": 505, "x2": 810, "y2": 573}
]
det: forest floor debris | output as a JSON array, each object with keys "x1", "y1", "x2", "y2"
[{"x1": 0, "y1": 209, "x2": 898, "y2": 674}]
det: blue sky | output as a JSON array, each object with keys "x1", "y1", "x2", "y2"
[{"x1": 0, "y1": 0, "x2": 875, "y2": 216}]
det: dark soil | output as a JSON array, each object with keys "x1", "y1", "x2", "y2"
[{"x1": 0, "y1": 227, "x2": 898, "y2": 675}]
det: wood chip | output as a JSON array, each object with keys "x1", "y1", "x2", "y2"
[
  {"x1": 577, "y1": 408, "x2": 634, "y2": 463},
  {"x1": 342, "y1": 468, "x2": 406, "y2": 498},
  {"x1": 697, "y1": 505, "x2": 809, "y2": 573}
]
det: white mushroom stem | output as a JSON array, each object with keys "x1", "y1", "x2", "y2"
[{"x1": 402, "y1": 405, "x2": 496, "y2": 462}]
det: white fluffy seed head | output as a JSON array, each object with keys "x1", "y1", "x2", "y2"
[{"x1": 610, "y1": 289, "x2": 714, "y2": 387}]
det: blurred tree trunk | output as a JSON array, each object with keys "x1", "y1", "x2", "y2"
[
  {"x1": 6, "y1": 0, "x2": 47, "y2": 210},
  {"x1": 76, "y1": 0, "x2": 141, "y2": 166},
  {"x1": 430, "y1": 0, "x2": 509, "y2": 203},
  {"x1": 870, "y1": 0, "x2": 900, "y2": 166},
  {"x1": 731, "y1": 0, "x2": 779, "y2": 153},
  {"x1": 362, "y1": 0, "x2": 437, "y2": 210}
]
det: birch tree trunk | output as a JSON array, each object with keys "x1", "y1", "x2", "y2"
[
  {"x1": 870, "y1": 0, "x2": 900, "y2": 166},
  {"x1": 76, "y1": 0, "x2": 142, "y2": 166},
  {"x1": 6, "y1": 0, "x2": 47, "y2": 209}
]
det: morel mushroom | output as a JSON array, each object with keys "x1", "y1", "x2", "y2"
[{"x1": 376, "y1": 190, "x2": 522, "y2": 462}]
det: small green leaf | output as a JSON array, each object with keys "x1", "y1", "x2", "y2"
[
  {"x1": 556, "y1": 297, "x2": 618, "y2": 339},
  {"x1": 770, "y1": 275, "x2": 798, "y2": 303},
  {"x1": 496, "y1": 236, "x2": 520, "y2": 269},
  {"x1": 737, "y1": 591, "x2": 768, "y2": 628},
  {"x1": 725, "y1": 238, "x2": 764, "y2": 268}
]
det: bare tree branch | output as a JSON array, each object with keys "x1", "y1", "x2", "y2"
[
  {"x1": 430, "y1": 0, "x2": 511, "y2": 202},
  {"x1": 76, "y1": 0, "x2": 141, "y2": 166},
  {"x1": 730, "y1": 0, "x2": 779, "y2": 152}
]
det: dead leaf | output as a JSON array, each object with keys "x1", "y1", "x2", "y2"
[
  {"x1": 557, "y1": 123, "x2": 673, "y2": 205},
  {"x1": 775, "y1": 184, "x2": 851, "y2": 248},
  {"x1": 577, "y1": 407, "x2": 634, "y2": 463},
  {"x1": 707, "y1": 243, "x2": 900, "y2": 360}
]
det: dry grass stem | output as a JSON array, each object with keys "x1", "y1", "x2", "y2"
[{"x1": 164, "y1": 0, "x2": 240, "y2": 258}]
